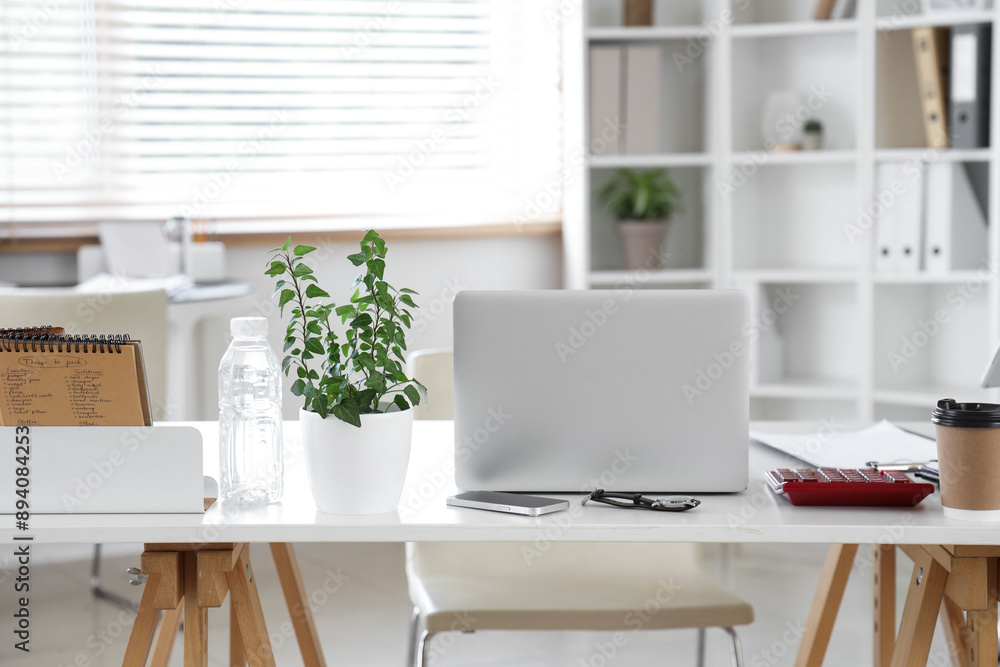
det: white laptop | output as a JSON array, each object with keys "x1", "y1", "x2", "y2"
[{"x1": 454, "y1": 290, "x2": 750, "y2": 493}]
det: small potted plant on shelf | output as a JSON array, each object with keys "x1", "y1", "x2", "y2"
[
  {"x1": 266, "y1": 231, "x2": 425, "y2": 515},
  {"x1": 597, "y1": 168, "x2": 681, "y2": 271}
]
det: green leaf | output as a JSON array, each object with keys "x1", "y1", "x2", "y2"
[
  {"x1": 365, "y1": 371, "x2": 387, "y2": 393},
  {"x1": 283, "y1": 337, "x2": 297, "y2": 352},
  {"x1": 356, "y1": 388, "x2": 377, "y2": 410},
  {"x1": 282, "y1": 237, "x2": 293, "y2": 251},
  {"x1": 305, "y1": 284, "x2": 330, "y2": 299},
  {"x1": 313, "y1": 394, "x2": 329, "y2": 419},
  {"x1": 335, "y1": 304, "x2": 355, "y2": 318},
  {"x1": 357, "y1": 353, "x2": 376, "y2": 371},
  {"x1": 282, "y1": 355, "x2": 295, "y2": 372},
  {"x1": 399, "y1": 288, "x2": 418, "y2": 295},
  {"x1": 292, "y1": 263, "x2": 314, "y2": 277},
  {"x1": 293, "y1": 244, "x2": 317, "y2": 256},
  {"x1": 290, "y1": 379, "x2": 306, "y2": 396},
  {"x1": 399, "y1": 294, "x2": 416, "y2": 308},
  {"x1": 265, "y1": 260, "x2": 287, "y2": 277},
  {"x1": 370, "y1": 258, "x2": 385, "y2": 280},
  {"x1": 403, "y1": 383, "x2": 421, "y2": 406},
  {"x1": 278, "y1": 288, "x2": 295, "y2": 310},
  {"x1": 332, "y1": 402, "x2": 362, "y2": 428},
  {"x1": 347, "y1": 252, "x2": 365, "y2": 266},
  {"x1": 362, "y1": 229, "x2": 379, "y2": 244},
  {"x1": 376, "y1": 291, "x2": 394, "y2": 311},
  {"x1": 305, "y1": 337, "x2": 325, "y2": 354},
  {"x1": 351, "y1": 313, "x2": 373, "y2": 328},
  {"x1": 393, "y1": 394, "x2": 409, "y2": 412}
]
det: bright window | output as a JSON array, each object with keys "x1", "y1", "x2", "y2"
[{"x1": 0, "y1": 0, "x2": 562, "y2": 236}]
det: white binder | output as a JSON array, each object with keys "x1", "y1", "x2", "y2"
[
  {"x1": 924, "y1": 162, "x2": 988, "y2": 273},
  {"x1": 874, "y1": 163, "x2": 902, "y2": 272},
  {"x1": 0, "y1": 425, "x2": 205, "y2": 514},
  {"x1": 896, "y1": 170, "x2": 925, "y2": 272}
]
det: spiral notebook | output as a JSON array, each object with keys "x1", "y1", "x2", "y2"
[{"x1": 0, "y1": 331, "x2": 152, "y2": 426}]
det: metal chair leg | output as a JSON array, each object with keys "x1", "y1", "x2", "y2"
[
  {"x1": 723, "y1": 627, "x2": 744, "y2": 667},
  {"x1": 89, "y1": 544, "x2": 138, "y2": 611},
  {"x1": 406, "y1": 607, "x2": 421, "y2": 667},
  {"x1": 416, "y1": 629, "x2": 435, "y2": 667},
  {"x1": 696, "y1": 627, "x2": 707, "y2": 667}
]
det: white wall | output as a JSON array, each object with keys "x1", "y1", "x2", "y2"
[{"x1": 194, "y1": 234, "x2": 563, "y2": 420}]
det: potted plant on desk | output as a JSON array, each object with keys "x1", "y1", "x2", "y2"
[
  {"x1": 266, "y1": 231, "x2": 425, "y2": 515},
  {"x1": 598, "y1": 168, "x2": 681, "y2": 271}
]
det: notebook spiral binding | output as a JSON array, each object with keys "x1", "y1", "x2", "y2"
[
  {"x1": 0, "y1": 333, "x2": 131, "y2": 354},
  {"x1": 0, "y1": 325, "x2": 58, "y2": 338}
]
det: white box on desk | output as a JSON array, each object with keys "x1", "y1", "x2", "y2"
[
  {"x1": 0, "y1": 425, "x2": 205, "y2": 514},
  {"x1": 77, "y1": 242, "x2": 227, "y2": 283}
]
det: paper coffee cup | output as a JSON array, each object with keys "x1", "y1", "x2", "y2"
[{"x1": 932, "y1": 398, "x2": 1000, "y2": 521}]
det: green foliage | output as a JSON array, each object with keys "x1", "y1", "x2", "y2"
[
  {"x1": 267, "y1": 230, "x2": 426, "y2": 428},
  {"x1": 597, "y1": 168, "x2": 681, "y2": 221}
]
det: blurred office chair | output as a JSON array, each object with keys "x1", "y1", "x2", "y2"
[
  {"x1": 404, "y1": 351, "x2": 753, "y2": 667},
  {"x1": 0, "y1": 287, "x2": 169, "y2": 610},
  {"x1": 407, "y1": 348, "x2": 454, "y2": 420}
]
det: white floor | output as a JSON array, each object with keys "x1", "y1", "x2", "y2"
[{"x1": 0, "y1": 542, "x2": 958, "y2": 666}]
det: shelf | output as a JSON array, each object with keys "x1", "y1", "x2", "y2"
[
  {"x1": 589, "y1": 269, "x2": 713, "y2": 287},
  {"x1": 752, "y1": 377, "x2": 857, "y2": 401},
  {"x1": 735, "y1": 269, "x2": 857, "y2": 284},
  {"x1": 875, "y1": 272, "x2": 987, "y2": 285},
  {"x1": 876, "y1": 10, "x2": 995, "y2": 32},
  {"x1": 731, "y1": 20, "x2": 857, "y2": 39},
  {"x1": 875, "y1": 148, "x2": 992, "y2": 163},
  {"x1": 588, "y1": 153, "x2": 712, "y2": 169},
  {"x1": 731, "y1": 150, "x2": 857, "y2": 166},
  {"x1": 875, "y1": 385, "x2": 995, "y2": 408},
  {"x1": 588, "y1": 26, "x2": 707, "y2": 42}
]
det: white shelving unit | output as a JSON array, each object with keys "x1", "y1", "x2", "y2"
[{"x1": 563, "y1": 0, "x2": 1000, "y2": 420}]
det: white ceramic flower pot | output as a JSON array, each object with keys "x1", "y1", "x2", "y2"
[{"x1": 299, "y1": 407, "x2": 414, "y2": 515}]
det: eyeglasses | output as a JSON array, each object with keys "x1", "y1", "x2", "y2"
[{"x1": 582, "y1": 489, "x2": 700, "y2": 512}]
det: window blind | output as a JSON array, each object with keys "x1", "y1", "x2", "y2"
[{"x1": 0, "y1": 0, "x2": 562, "y2": 236}]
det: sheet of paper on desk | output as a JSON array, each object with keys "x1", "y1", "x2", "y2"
[{"x1": 750, "y1": 420, "x2": 938, "y2": 469}]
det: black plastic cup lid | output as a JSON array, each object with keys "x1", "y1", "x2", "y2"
[{"x1": 931, "y1": 398, "x2": 1000, "y2": 428}]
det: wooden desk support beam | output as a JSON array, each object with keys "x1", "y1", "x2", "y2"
[
  {"x1": 874, "y1": 544, "x2": 896, "y2": 667},
  {"x1": 125, "y1": 542, "x2": 326, "y2": 667},
  {"x1": 139, "y1": 552, "x2": 182, "y2": 610},
  {"x1": 270, "y1": 543, "x2": 328, "y2": 667},
  {"x1": 891, "y1": 546, "x2": 949, "y2": 667},
  {"x1": 794, "y1": 543, "x2": 858, "y2": 667},
  {"x1": 122, "y1": 573, "x2": 163, "y2": 667},
  {"x1": 227, "y1": 544, "x2": 277, "y2": 667}
]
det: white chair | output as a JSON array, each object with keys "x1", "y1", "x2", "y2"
[
  {"x1": 404, "y1": 351, "x2": 753, "y2": 667},
  {"x1": 407, "y1": 348, "x2": 454, "y2": 420},
  {"x1": 0, "y1": 287, "x2": 169, "y2": 610}
]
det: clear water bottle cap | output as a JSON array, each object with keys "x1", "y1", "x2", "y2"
[{"x1": 231, "y1": 317, "x2": 268, "y2": 338}]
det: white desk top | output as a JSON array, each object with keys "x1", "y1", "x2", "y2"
[{"x1": 4, "y1": 420, "x2": 993, "y2": 546}]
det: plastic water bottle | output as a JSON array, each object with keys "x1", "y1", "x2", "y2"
[{"x1": 218, "y1": 317, "x2": 283, "y2": 505}]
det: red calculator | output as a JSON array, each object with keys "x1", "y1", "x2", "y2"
[{"x1": 765, "y1": 468, "x2": 935, "y2": 507}]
